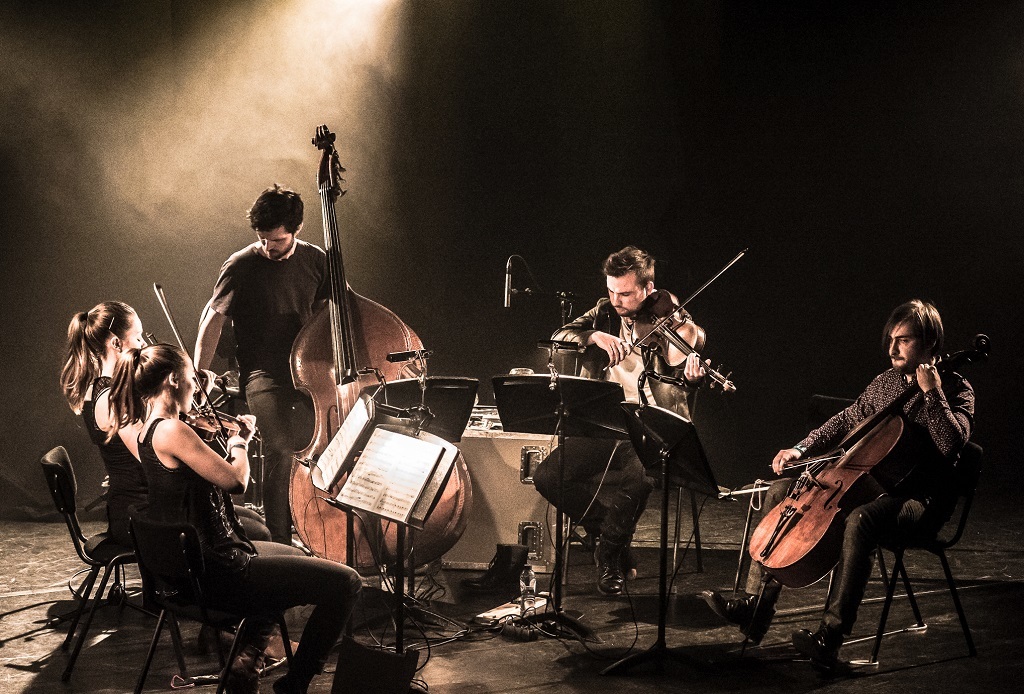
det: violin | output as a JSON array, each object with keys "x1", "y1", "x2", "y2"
[
  {"x1": 631, "y1": 289, "x2": 737, "y2": 393},
  {"x1": 181, "y1": 408, "x2": 254, "y2": 442}
]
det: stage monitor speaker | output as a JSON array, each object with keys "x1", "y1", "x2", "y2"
[
  {"x1": 332, "y1": 637, "x2": 419, "y2": 694},
  {"x1": 442, "y1": 429, "x2": 556, "y2": 572}
]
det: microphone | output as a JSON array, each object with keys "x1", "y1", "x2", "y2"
[
  {"x1": 385, "y1": 349, "x2": 433, "y2": 362},
  {"x1": 504, "y1": 256, "x2": 513, "y2": 308}
]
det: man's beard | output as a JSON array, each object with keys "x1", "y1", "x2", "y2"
[
  {"x1": 267, "y1": 238, "x2": 296, "y2": 260},
  {"x1": 892, "y1": 356, "x2": 915, "y2": 375}
]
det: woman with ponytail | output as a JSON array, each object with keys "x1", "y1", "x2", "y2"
[
  {"x1": 60, "y1": 302, "x2": 149, "y2": 545},
  {"x1": 108, "y1": 344, "x2": 360, "y2": 694},
  {"x1": 61, "y1": 302, "x2": 270, "y2": 547}
]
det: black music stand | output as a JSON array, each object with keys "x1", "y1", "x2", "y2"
[
  {"x1": 602, "y1": 402, "x2": 718, "y2": 675},
  {"x1": 493, "y1": 374, "x2": 627, "y2": 642},
  {"x1": 360, "y1": 376, "x2": 478, "y2": 443},
  {"x1": 328, "y1": 419, "x2": 458, "y2": 660},
  {"x1": 357, "y1": 377, "x2": 478, "y2": 599}
]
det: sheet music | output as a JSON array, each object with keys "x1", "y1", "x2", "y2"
[
  {"x1": 334, "y1": 427, "x2": 445, "y2": 523},
  {"x1": 311, "y1": 397, "x2": 371, "y2": 491}
]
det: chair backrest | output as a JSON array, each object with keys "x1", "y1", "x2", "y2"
[
  {"x1": 41, "y1": 445, "x2": 78, "y2": 515},
  {"x1": 128, "y1": 513, "x2": 207, "y2": 608},
  {"x1": 41, "y1": 446, "x2": 91, "y2": 554},
  {"x1": 938, "y1": 441, "x2": 984, "y2": 549}
]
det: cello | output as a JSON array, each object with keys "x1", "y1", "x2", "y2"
[
  {"x1": 748, "y1": 335, "x2": 989, "y2": 588},
  {"x1": 288, "y1": 125, "x2": 472, "y2": 568}
]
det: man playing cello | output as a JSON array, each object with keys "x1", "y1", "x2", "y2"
[{"x1": 703, "y1": 299, "x2": 974, "y2": 670}]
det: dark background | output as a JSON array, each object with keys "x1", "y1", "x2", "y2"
[{"x1": 1, "y1": 0, "x2": 1019, "y2": 520}]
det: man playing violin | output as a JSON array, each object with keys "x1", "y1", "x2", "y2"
[
  {"x1": 702, "y1": 299, "x2": 974, "y2": 670},
  {"x1": 195, "y1": 184, "x2": 328, "y2": 545},
  {"x1": 534, "y1": 245, "x2": 707, "y2": 595}
]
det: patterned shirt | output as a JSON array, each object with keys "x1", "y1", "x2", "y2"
[
  {"x1": 798, "y1": 368, "x2": 974, "y2": 460},
  {"x1": 797, "y1": 367, "x2": 974, "y2": 509}
]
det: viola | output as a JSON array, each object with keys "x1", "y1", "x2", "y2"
[
  {"x1": 748, "y1": 335, "x2": 989, "y2": 588},
  {"x1": 630, "y1": 289, "x2": 737, "y2": 393}
]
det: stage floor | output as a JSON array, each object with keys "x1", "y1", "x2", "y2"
[{"x1": 2, "y1": 483, "x2": 1022, "y2": 693}]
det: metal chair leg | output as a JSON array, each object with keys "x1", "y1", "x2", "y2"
[
  {"x1": 691, "y1": 489, "x2": 703, "y2": 572},
  {"x1": 61, "y1": 565, "x2": 100, "y2": 650},
  {"x1": 869, "y1": 549, "x2": 906, "y2": 664},
  {"x1": 135, "y1": 610, "x2": 168, "y2": 694},
  {"x1": 938, "y1": 549, "x2": 976, "y2": 656},
  {"x1": 167, "y1": 615, "x2": 192, "y2": 683},
  {"x1": 62, "y1": 561, "x2": 118, "y2": 681}
]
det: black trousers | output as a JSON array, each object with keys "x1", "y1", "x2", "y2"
[
  {"x1": 533, "y1": 438, "x2": 653, "y2": 548},
  {"x1": 244, "y1": 373, "x2": 313, "y2": 544},
  {"x1": 747, "y1": 478, "x2": 944, "y2": 635},
  {"x1": 204, "y1": 541, "x2": 362, "y2": 689}
]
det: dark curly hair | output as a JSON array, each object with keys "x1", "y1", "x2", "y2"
[{"x1": 246, "y1": 184, "x2": 303, "y2": 234}]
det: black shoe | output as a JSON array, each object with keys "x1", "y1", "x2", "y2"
[
  {"x1": 701, "y1": 578, "x2": 781, "y2": 646},
  {"x1": 596, "y1": 540, "x2": 625, "y2": 595},
  {"x1": 461, "y1": 544, "x2": 528, "y2": 594},
  {"x1": 792, "y1": 625, "x2": 844, "y2": 670},
  {"x1": 701, "y1": 591, "x2": 756, "y2": 627},
  {"x1": 745, "y1": 578, "x2": 782, "y2": 646}
]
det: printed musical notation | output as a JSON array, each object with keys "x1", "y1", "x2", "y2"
[
  {"x1": 334, "y1": 427, "x2": 446, "y2": 524},
  {"x1": 312, "y1": 397, "x2": 371, "y2": 491}
]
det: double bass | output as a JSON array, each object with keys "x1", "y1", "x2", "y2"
[
  {"x1": 748, "y1": 335, "x2": 989, "y2": 588},
  {"x1": 288, "y1": 125, "x2": 472, "y2": 568}
]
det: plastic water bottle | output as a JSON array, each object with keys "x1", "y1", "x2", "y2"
[{"x1": 519, "y1": 565, "x2": 537, "y2": 617}]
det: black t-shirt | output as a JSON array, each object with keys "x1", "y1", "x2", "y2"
[{"x1": 209, "y1": 239, "x2": 328, "y2": 380}]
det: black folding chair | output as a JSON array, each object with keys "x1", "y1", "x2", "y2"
[
  {"x1": 128, "y1": 513, "x2": 293, "y2": 693},
  {"x1": 40, "y1": 445, "x2": 139, "y2": 682},
  {"x1": 855, "y1": 441, "x2": 983, "y2": 664}
]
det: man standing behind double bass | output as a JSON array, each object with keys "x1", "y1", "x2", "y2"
[
  {"x1": 702, "y1": 299, "x2": 974, "y2": 670},
  {"x1": 195, "y1": 184, "x2": 328, "y2": 545}
]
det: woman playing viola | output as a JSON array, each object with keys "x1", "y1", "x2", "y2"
[{"x1": 108, "y1": 343, "x2": 361, "y2": 693}]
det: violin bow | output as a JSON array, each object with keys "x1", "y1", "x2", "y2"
[
  {"x1": 152, "y1": 282, "x2": 233, "y2": 442},
  {"x1": 631, "y1": 247, "x2": 748, "y2": 357}
]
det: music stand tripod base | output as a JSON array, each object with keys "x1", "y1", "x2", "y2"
[
  {"x1": 493, "y1": 374, "x2": 627, "y2": 644},
  {"x1": 602, "y1": 403, "x2": 717, "y2": 675}
]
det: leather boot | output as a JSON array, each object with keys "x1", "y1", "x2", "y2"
[
  {"x1": 257, "y1": 624, "x2": 298, "y2": 675},
  {"x1": 225, "y1": 642, "x2": 264, "y2": 694},
  {"x1": 460, "y1": 544, "x2": 528, "y2": 595},
  {"x1": 595, "y1": 538, "x2": 626, "y2": 595},
  {"x1": 744, "y1": 576, "x2": 783, "y2": 645},
  {"x1": 792, "y1": 623, "x2": 844, "y2": 670},
  {"x1": 701, "y1": 591, "x2": 757, "y2": 627}
]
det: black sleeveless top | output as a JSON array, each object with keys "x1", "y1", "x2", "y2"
[
  {"x1": 82, "y1": 376, "x2": 148, "y2": 546},
  {"x1": 138, "y1": 418, "x2": 255, "y2": 575}
]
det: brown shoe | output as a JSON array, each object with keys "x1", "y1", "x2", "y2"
[
  {"x1": 260, "y1": 629, "x2": 298, "y2": 674},
  {"x1": 225, "y1": 644, "x2": 264, "y2": 694}
]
